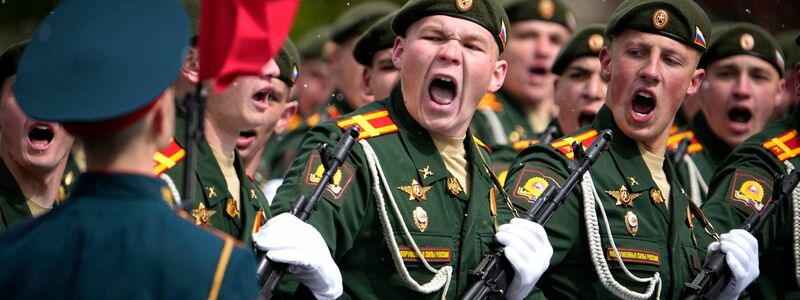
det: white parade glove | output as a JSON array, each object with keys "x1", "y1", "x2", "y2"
[
  {"x1": 708, "y1": 229, "x2": 759, "y2": 300},
  {"x1": 495, "y1": 218, "x2": 553, "y2": 300},
  {"x1": 253, "y1": 213, "x2": 343, "y2": 300}
]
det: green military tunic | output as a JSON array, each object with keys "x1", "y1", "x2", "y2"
[
  {"x1": 0, "y1": 158, "x2": 30, "y2": 231},
  {"x1": 271, "y1": 86, "x2": 514, "y2": 299},
  {"x1": 673, "y1": 113, "x2": 732, "y2": 205},
  {"x1": 504, "y1": 106, "x2": 715, "y2": 299},
  {"x1": 162, "y1": 109, "x2": 271, "y2": 246},
  {"x1": 0, "y1": 172, "x2": 258, "y2": 299},
  {"x1": 701, "y1": 109, "x2": 800, "y2": 299},
  {"x1": 0, "y1": 155, "x2": 77, "y2": 231},
  {"x1": 471, "y1": 91, "x2": 536, "y2": 148}
]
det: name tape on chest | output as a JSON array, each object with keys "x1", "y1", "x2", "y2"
[
  {"x1": 397, "y1": 247, "x2": 452, "y2": 263},
  {"x1": 336, "y1": 109, "x2": 398, "y2": 140},
  {"x1": 606, "y1": 248, "x2": 660, "y2": 266}
]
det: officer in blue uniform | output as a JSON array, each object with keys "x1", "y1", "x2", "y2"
[{"x1": 0, "y1": 0, "x2": 258, "y2": 298}]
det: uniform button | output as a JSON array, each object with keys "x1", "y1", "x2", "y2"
[{"x1": 464, "y1": 213, "x2": 468, "y2": 217}]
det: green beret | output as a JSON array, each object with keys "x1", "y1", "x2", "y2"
[
  {"x1": 700, "y1": 22, "x2": 784, "y2": 76},
  {"x1": 275, "y1": 39, "x2": 300, "y2": 87},
  {"x1": 503, "y1": 0, "x2": 576, "y2": 32},
  {"x1": 353, "y1": 13, "x2": 396, "y2": 67},
  {"x1": 552, "y1": 24, "x2": 606, "y2": 75},
  {"x1": 297, "y1": 26, "x2": 331, "y2": 60},
  {"x1": 0, "y1": 40, "x2": 27, "y2": 85},
  {"x1": 776, "y1": 30, "x2": 800, "y2": 72},
  {"x1": 392, "y1": 0, "x2": 510, "y2": 54},
  {"x1": 331, "y1": 1, "x2": 399, "y2": 44},
  {"x1": 606, "y1": 0, "x2": 711, "y2": 53}
]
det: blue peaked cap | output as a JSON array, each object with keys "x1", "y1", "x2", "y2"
[{"x1": 15, "y1": 0, "x2": 190, "y2": 122}]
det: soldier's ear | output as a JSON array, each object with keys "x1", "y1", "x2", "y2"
[
  {"x1": 488, "y1": 59, "x2": 507, "y2": 93},
  {"x1": 391, "y1": 36, "x2": 404, "y2": 69},
  {"x1": 181, "y1": 47, "x2": 199, "y2": 83},
  {"x1": 274, "y1": 101, "x2": 298, "y2": 135},
  {"x1": 599, "y1": 47, "x2": 611, "y2": 82},
  {"x1": 685, "y1": 68, "x2": 705, "y2": 97}
]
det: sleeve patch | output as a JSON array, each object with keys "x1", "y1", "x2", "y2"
[
  {"x1": 510, "y1": 165, "x2": 564, "y2": 209},
  {"x1": 303, "y1": 153, "x2": 354, "y2": 207},
  {"x1": 728, "y1": 170, "x2": 773, "y2": 212}
]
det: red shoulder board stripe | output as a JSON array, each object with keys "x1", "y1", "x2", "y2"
[
  {"x1": 512, "y1": 139, "x2": 540, "y2": 151},
  {"x1": 477, "y1": 93, "x2": 503, "y2": 111},
  {"x1": 762, "y1": 129, "x2": 800, "y2": 162},
  {"x1": 667, "y1": 129, "x2": 703, "y2": 154},
  {"x1": 473, "y1": 136, "x2": 492, "y2": 153},
  {"x1": 549, "y1": 129, "x2": 598, "y2": 160},
  {"x1": 336, "y1": 109, "x2": 398, "y2": 140},
  {"x1": 153, "y1": 138, "x2": 186, "y2": 176}
]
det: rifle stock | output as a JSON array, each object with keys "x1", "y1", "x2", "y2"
[
  {"x1": 256, "y1": 126, "x2": 360, "y2": 299},
  {"x1": 461, "y1": 129, "x2": 613, "y2": 300}
]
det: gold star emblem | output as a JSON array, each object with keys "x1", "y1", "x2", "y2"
[
  {"x1": 191, "y1": 203, "x2": 216, "y2": 226},
  {"x1": 250, "y1": 189, "x2": 257, "y2": 199},
  {"x1": 627, "y1": 177, "x2": 639, "y2": 186},
  {"x1": 606, "y1": 185, "x2": 641, "y2": 207},
  {"x1": 206, "y1": 186, "x2": 217, "y2": 198},
  {"x1": 225, "y1": 198, "x2": 240, "y2": 218},
  {"x1": 398, "y1": 179, "x2": 433, "y2": 201},
  {"x1": 419, "y1": 166, "x2": 434, "y2": 179}
]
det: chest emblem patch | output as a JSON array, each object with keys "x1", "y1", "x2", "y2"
[{"x1": 607, "y1": 185, "x2": 641, "y2": 207}]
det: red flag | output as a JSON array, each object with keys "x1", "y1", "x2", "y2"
[{"x1": 198, "y1": 0, "x2": 300, "y2": 92}]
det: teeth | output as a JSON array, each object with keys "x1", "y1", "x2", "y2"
[
  {"x1": 637, "y1": 92, "x2": 652, "y2": 98},
  {"x1": 436, "y1": 76, "x2": 451, "y2": 82},
  {"x1": 35, "y1": 126, "x2": 48, "y2": 130}
]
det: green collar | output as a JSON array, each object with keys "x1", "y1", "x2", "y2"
[
  {"x1": 592, "y1": 105, "x2": 658, "y2": 194},
  {"x1": 386, "y1": 86, "x2": 492, "y2": 199}
]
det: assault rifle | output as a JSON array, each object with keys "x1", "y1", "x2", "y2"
[
  {"x1": 682, "y1": 169, "x2": 800, "y2": 299},
  {"x1": 461, "y1": 129, "x2": 613, "y2": 300},
  {"x1": 256, "y1": 126, "x2": 360, "y2": 298}
]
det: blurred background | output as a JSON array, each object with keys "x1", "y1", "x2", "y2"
[{"x1": 2, "y1": 0, "x2": 799, "y2": 52}]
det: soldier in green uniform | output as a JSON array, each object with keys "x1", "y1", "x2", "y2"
[
  {"x1": 353, "y1": 12, "x2": 400, "y2": 101},
  {"x1": 549, "y1": 24, "x2": 608, "y2": 141},
  {"x1": 673, "y1": 23, "x2": 786, "y2": 205},
  {"x1": 261, "y1": 27, "x2": 334, "y2": 183},
  {"x1": 326, "y1": 1, "x2": 399, "y2": 117},
  {"x1": 494, "y1": 25, "x2": 609, "y2": 185},
  {"x1": 700, "y1": 34, "x2": 800, "y2": 300},
  {"x1": 0, "y1": 40, "x2": 76, "y2": 231},
  {"x1": 158, "y1": 0, "x2": 273, "y2": 245},
  {"x1": 471, "y1": 0, "x2": 575, "y2": 149},
  {"x1": 503, "y1": 0, "x2": 760, "y2": 298},
  {"x1": 270, "y1": 0, "x2": 553, "y2": 298},
  {"x1": 0, "y1": 0, "x2": 258, "y2": 298},
  {"x1": 237, "y1": 40, "x2": 300, "y2": 189}
]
